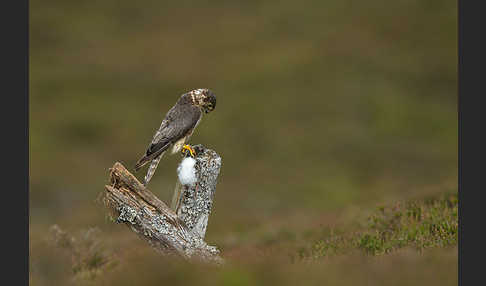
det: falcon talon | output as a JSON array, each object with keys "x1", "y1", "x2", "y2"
[{"x1": 182, "y1": 144, "x2": 196, "y2": 158}]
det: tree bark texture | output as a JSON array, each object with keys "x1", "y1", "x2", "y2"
[{"x1": 101, "y1": 145, "x2": 223, "y2": 263}]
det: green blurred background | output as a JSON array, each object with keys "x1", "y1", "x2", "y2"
[{"x1": 30, "y1": 0, "x2": 457, "y2": 285}]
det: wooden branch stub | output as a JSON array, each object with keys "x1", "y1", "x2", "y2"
[
  {"x1": 108, "y1": 162, "x2": 178, "y2": 223},
  {"x1": 173, "y1": 145, "x2": 222, "y2": 240},
  {"x1": 101, "y1": 146, "x2": 223, "y2": 263}
]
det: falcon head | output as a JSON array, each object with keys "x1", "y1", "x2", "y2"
[{"x1": 191, "y1": 89, "x2": 217, "y2": 114}]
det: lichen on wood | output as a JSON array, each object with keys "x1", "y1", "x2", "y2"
[
  {"x1": 101, "y1": 145, "x2": 223, "y2": 264},
  {"x1": 172, "y1": 145, "x2": 222, "y2": 240}
]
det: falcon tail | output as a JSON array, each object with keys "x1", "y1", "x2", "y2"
[
  {"x1": 143, "y1": 152, "x2": 165, "y2": 185},
  {"x1": 134, "y1": 156, "x2": 151, "y2": 172}
]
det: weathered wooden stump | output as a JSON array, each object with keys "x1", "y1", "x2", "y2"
[{"x1": 100, "y1": 144, "x2": 223, "y2": 263}]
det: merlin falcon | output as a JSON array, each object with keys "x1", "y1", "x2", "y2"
[{"x1": 134, "y1": 88, "x2": 217, "y2": 185}]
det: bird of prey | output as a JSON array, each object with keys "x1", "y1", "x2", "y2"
[{"x1": 134, "y1": 88, "x2": 216, "y2": 185}]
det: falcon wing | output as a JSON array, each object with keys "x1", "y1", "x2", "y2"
[{"x1": 134, "y1": 103, "x2": 201, "y2": 171}]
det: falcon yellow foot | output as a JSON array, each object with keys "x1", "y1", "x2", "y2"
[{"x1": 181, "y1": 144, "x2": 196, "y2": 157}]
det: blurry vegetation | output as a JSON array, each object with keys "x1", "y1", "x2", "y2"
[
  {"x1": 37, "y1": 191, "x2": 458, "y2": 285},
  {"x1": 48, "y1": 225, "x2": 118, "y2": 282},
  {"x1": 308, "y1": 192, "x2": 457, "y2": 259},
  {"x1": 357, "y1": 192, "x2": 457, "y2": 255},
  {"x1": 30, "y1": 0, "x2": 456, "y2": 285}
]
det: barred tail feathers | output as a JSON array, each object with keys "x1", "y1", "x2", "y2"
[
  {"x1": 143, "y1": 152, "x2": 165, "y2": 185},
  {"x1": 134, "y1": 156, "x2": 151, "y2": 172}
]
